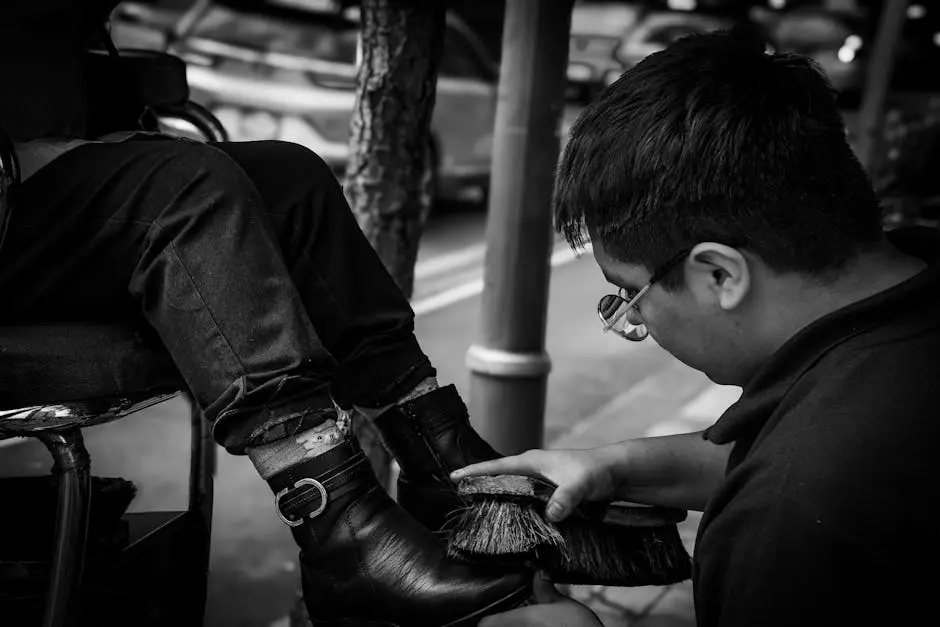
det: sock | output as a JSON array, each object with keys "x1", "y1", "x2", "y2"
[
  {"x1": 354, "y1": 376, "x2": 439, "y2": 421},
  {"x1": 247, "y1": 412, "x2": 350, "y2": 481}
]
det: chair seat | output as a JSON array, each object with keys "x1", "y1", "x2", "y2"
[{"x1": 0, "y1": 323, "x2": 181, "y2": 410}]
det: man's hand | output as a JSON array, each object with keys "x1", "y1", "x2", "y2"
[
  {"x1": 453, "y1": 431, "x2": 733, "y2": 514},
  {"x1": 451, "y1": 446, "x2": 623, "y2": 522},
  {"x1": 480, "y1": 573, "x2": 604, "y2": 627}
]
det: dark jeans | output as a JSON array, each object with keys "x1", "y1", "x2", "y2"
[{"x1": 0, "y1": 137, "x2": 434, "y2": 453}]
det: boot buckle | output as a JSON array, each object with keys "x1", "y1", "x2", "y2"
[{"x1": 274, "y1": 478, "x2": 328, "y2": 527}]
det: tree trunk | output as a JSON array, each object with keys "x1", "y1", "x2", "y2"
[
  {"x1": 346, "y1": 0, "x2": 444, "y2": 494},
  {"x1": 344, "y1": 0, "x2": 444, "y2": 298},
  {"x1": 291, "y1": 3, "x2": 444, "y2": 624}
]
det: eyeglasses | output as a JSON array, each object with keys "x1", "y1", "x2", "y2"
[{"x1": 597, "y1": 248, "x2": 692, "y2": 342}]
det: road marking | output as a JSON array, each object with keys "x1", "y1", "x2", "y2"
[
  {"x1": 412, "y1": 278, "x2": 484, "y2": 317},
  {"x1": 412, "y1": 242, "x2": 592, "y2": 317},
  {"x1": 550, "y1": 360, "x2": 706, "y2": 448},
  {"x1": 679, "y1": 385, "x2": 741, "y2": 420},
  {"x1": 644, "y1": 384, "x2": 741, "y2": 438},
  {"x1": 414, "y1": 243, "x2": 486, "y2": 280},
  {"x1": 644, "y1": 420, "x2": 703, "y2": 438}
]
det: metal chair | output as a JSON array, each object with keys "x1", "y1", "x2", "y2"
[{"x1": 0, "y1": 46, "x2": 228, "y2": 627}]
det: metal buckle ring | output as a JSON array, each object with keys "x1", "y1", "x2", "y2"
[{"x1": 274, "y1": 478, "x2": 328, "y2": 528}]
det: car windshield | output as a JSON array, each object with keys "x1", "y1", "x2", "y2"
[
  {"x1": 191, "y1": 5, "x2": 358, "y2": 64},
  {"x1": 647, "y1": 24, "x2": 705, "y2": 46},
  {"x1": 773, "y1": 11, "x2": 852, "y2": 53},
  {"x1": 571, "y1": 1, "x2": 641, "y2": 37}
]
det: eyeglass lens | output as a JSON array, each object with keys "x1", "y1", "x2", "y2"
[{"x1": 597, "y1": 294, "x2": 649, "y2": 341}]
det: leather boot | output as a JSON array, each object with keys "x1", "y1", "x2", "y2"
[
  {"x1": 372, "y1": 385, "x2": 500, "y2": 533},
  {"x1": 269, "y1": 438, "x2": 530, "y2": 626}
]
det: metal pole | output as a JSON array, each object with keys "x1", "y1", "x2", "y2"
[
  {"x1": 854, "y1": 0, "x2": 909, "y2": 170},
  {"x1": 467, "y1": 0, "x2": 573, "y2": 456}
]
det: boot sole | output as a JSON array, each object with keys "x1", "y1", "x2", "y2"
[{"x1": 308, "y1": 583, "x2": 533, "y2": 627}]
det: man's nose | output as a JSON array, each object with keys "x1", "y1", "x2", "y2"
[{"x1": 625, "y1": 307, "x2": 644, "y2": 327}]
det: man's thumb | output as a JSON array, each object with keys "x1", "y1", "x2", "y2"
[{"x1": 545, "y1": 483, "x2": 586, "y2": 522}]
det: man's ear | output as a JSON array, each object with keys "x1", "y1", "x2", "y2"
[{"x1": 687, "y1": 243, "x2": 751, "y2": 311}]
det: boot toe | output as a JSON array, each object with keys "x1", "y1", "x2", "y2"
[{"x1": 351, "y1": 492, "x2": 533, "y2": 624}]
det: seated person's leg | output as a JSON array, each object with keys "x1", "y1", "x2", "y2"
[
  {"x1": 0, "y1": 138, "x2": 334, "y2": 449},
  {"x1": 0, "y1": 137, "x2": 529, "y2": 623},
  {"x1": 209, "y1": 141, "x2": 506, "y2": 529},
  {"x1": 206, "y1": 140, "x2": 432, "y2": 411}
]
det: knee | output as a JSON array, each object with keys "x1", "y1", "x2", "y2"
[
  {"x1": 166, "y1": 140, "x2": 348, "y2": 223},
  {"x1": 251, "y1": 140, "x2": 344, "y2": 187},
  {"x1": 145, "y1": 141, "x2": 257, "y2": 204},
  {"x1": 144, "y1": 141, "x2": 266, "y2": 226},
  {"x1": 177, "y1": 141, "x2": 253, "y2": 187}
]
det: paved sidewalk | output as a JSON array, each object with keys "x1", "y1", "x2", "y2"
[
  {"x1": 547, "y1": 366, "x2": 742, "y2": 627},
  {"x1": 0, "y1": 251, "x2": 740, "y2": 627}
]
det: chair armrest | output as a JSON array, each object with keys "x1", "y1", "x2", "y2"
[
  {"x1": 153, "y1": 101, "x2": 229, "y2": 143},
  {"x1": 0, "y1": 127, "x2": 21, "y2": 255},
  {"x1": 84, "y1": 49, "x2": 192, "y2": 138}
]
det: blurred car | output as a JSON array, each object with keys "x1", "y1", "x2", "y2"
[
  {"x1": 749, "y1": 3, "x2": 940, "y2": 108},
  {"x1": 566, "y1": 1, "x2": 642, "y2": 102},
  {"x1": 894, "y1": 3, "x2": 940, "y2": 93},
  {"x1": 767, "y1": 7, "x2": 866, "y2": 107},
  {"x1": 112, "y1": 0, "x2": 499, "y2": 205},
  {"x1": 613, "y1": 10, "x2": 736, "y2": 76}
]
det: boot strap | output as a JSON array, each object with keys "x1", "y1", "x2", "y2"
[{"x1": 270, "y1": 441, "x2": 371, "y2": 527}]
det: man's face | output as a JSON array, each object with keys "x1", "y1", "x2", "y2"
[{"x1": 592, "y1": 240, "x2": 752, "y2": 385}]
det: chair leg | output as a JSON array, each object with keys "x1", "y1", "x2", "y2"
[
  {"x1": 36, "y1": 429, "x2": 91, "y2": 627},
  {"x1": 188, "y1": 399, "x2": 215, "y2": 532},
  {"x1": 186, "y1": 398, "x2": 215, "y2": 625}
]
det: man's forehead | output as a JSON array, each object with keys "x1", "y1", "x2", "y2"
[{"x1": 593, "y1": 241, "x2": 648, "y2": 286}]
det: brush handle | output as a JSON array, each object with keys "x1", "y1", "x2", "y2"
[
  {"x1": 458, "y1": 474, "x2": 688, "y2": 527},
  {"x1": 528, "y1": 478, "x2": 687, "y2": 526},
  {"x1": 595, "y1": 503, "x2": 688, "y2": 527}
]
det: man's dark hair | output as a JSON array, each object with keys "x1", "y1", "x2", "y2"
[{"x1": 554, "y1": 29, "x2": 882, "y2": 288}]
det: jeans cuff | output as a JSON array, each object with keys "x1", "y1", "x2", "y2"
[{"x1": 214, "y1": 394, "x2": 336, "y2": 454}]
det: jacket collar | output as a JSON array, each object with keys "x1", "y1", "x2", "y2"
[{"x1": 705, "y1": 226, "x2": 940, "y2": 446}]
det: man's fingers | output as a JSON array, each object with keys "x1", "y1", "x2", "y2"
[
  {"x1": 479, "y1": 609, "x2": 525, "y2": 627},
  {"x1": 545, "y1": 483, "x2": 587, "y2": 522},
  {"x1": 480, "y1": 573, "x2": 598, "y2": 627},
  {"x1": 479, "y1": 605, "x2": 547, "y2": 627},
  {"x1": 450, "y1": 451, "x2": 540, "y2": 481},
  {"x1": 451, "y1": 451, "x2": 591, "y2": 524}
]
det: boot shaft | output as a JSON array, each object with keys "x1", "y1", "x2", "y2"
[{"x1": 373, "y1": 384, "x2": 499, "y2": 482}]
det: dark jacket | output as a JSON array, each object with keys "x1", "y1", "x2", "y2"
[{"x1": 695, "y1": 226, "x2": 940, "y2": 626}]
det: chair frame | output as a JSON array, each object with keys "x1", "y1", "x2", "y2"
[
  {"x1": 0, "y1": 45, "x2": 228, "y2": 626},
  {"x1": 0, "y1": 396, "x2": 215, "y2": 627}
]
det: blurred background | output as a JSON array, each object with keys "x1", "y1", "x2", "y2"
[
  {"x1": 2, "y1": 1, "x2": 938, "y2": 626},
  {"x1": 107, "y1": 0, "x2": 940, "y2": 223}
]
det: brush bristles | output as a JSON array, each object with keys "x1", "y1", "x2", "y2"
[
  {"x1": 545, "y1": 519, "x2": 691, "y2": 586},
  {"x1": 448, "y1": 498, "x2": 566, "y2": 557},
  {"x1": 446, "y1": 499, "x2": 692, "y2": 587}
]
